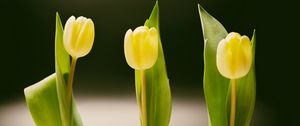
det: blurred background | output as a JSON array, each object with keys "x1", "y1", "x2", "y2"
[{"x1": 1, "y1": 0, "x2": 299, "y2": 125}]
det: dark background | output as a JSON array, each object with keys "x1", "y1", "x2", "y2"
[{"x1": 1, "y1": 0, "x2": 299, "y2": 125}]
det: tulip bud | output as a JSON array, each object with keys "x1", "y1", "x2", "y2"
[
  {"x1": 63, "y1": 16, "x2": 95, "y2": 58},
  {"x1": 124, "y1": 26, "x2": 159, "y2": 70},
  {"x1": 216, "y1": 32, "x2": 252, "y2": 79}
]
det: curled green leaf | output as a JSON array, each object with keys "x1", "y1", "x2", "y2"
[{"x1": 24, "y1": 12, "x2": 82, "y2": 126}]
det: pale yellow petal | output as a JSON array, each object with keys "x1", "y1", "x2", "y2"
[
  {"x1": 124, "y1": 29, "x2": 139, "y2": 69},
  {"x1": 226, "y1": 32, "x2": 241, "y2": 42},
  {"x1": 145, "y1": 27, "x2": 158, "y2": 68},
  {"x1": 237, "y1": 36, "x2": 252, "y2": 78},
  {"x1": 75, "y1": 19, "x2": 95, "y2": 58},
  {"x1": 217, "y1": 39, "x2": 233, "y2": 78},
  {"x1": 75, "y1": 16, "x2": 87, "y2": 31},
  {"x1": 63, "y1": 16, "x2": 76, "y2": 56}
]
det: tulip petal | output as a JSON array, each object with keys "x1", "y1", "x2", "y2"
[
  {"x1": 75, "y1": 16, "x2": 86, "y2": 31},
  {"x1": 75, "y1": 19, "x2": 95, "y2": 58},
  {"x1": 238, "y1": 36, "x2": 252, "y2": 78},
  {"x1": 124, "y1": 29, "x2": 137, "y2": 69},
  {"x1": 217, "y1": 39, "x2": 231, "y2": 79},
  {"x1": 63, "y1": 16, "x2": 76, "y2": 56}
]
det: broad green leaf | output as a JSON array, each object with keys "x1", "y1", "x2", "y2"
[
  {"x1": 24, "y1": 13, "x2": 82, "y2": 126},
  {"x1": 198, "y1": 4, "x2": 256, "y2": 126},
  {"x1": 199, "y1": 4, "x2": 229, "y2": 126},
  {"x1": 24, "y1": 74, "x2": 62, "y2": 126},
  {"x1": 135, "y1": 1, "x2": 172, "y2": 126}
]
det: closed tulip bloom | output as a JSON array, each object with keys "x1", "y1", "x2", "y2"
[
  {"x1": 63, "y1": 16, "x2": 95, "y2": 58},
  {"x1": 124, "y1": 26, "x2": 159, "y2": 70},
  {"x1": 216, "y1": 32, "x2": 252, "y2": 79}
]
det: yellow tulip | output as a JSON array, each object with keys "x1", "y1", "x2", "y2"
[
  {"x1": 63, "y1": 16, "x2": 95, "y2": 58},
  {"x1": 63, "y1": 16, "x2": 95, "y2": 121},
  {"x1": 216, "y1": 32, "x2": 252, "y2": 79},
  {"x1": 124, "y1": 26, "x2": 159, "y2": 70}
]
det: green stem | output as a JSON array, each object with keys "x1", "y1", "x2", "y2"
[
  {"x1": 230, "y1": 79, "x2": 236, "y2": 126},
  {"x1": 141, "y1": 70, "x2": 147, "y2": 126},
  {"x1": 67, "y1": 57, "x2": 77, "y2": 126}
]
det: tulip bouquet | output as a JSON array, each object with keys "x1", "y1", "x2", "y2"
[
  {"x1": 198, "y1": 4, "x2": 256, "y2": 126},
  {"x1": 23, "y1": 0, "x2": 256, "y2": 126},
  {"x1": 24, "y1": 13, "x2": 94, "y2": 126}
]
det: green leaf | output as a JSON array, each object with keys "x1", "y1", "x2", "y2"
[
  {"x1": 198, "y1": 4, "x2": 229, "y2": 126},
  {"x1": 24, "y1": 12, "x2": 82, "y2": 126},
  {"x1": 135, "y1": 1, "x2": 172, "y2": 126},
  {"x1": 24, "y1": 74, "x2": 62, "y2": 126},
  {"x1": 198, "y1": 4, "x2": 256, "y2": 126}
]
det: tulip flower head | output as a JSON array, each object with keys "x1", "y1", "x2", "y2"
[
  {"x1": 216, "y1": 32, "x2": 252, "y2": 79},
  {"x1": 124, "y1": 26, "x2": 159, "y2": 70},
  {"x1": 63, "y1": 16, "x2": 95, "y2": 59}
]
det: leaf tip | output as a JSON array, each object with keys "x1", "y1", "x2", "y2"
[
  {"x1": 55, "y1": 12, "x2": 62, "y2": 26},
  {"x1": 251, "y1": 29, "x2": 256, "y2": 42},
  {"x1": 145, "y1": 1, "x2": 160, "y2": 29},
  {"x1": 197, "y1": 4, "x2": 206, "y2": 16},
  {"x1": 197, "y1": 4, "x2": 202, "y2": 10},
  {"x1": 56, "y1": 12, "x2": 60, "y2": 20}
]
